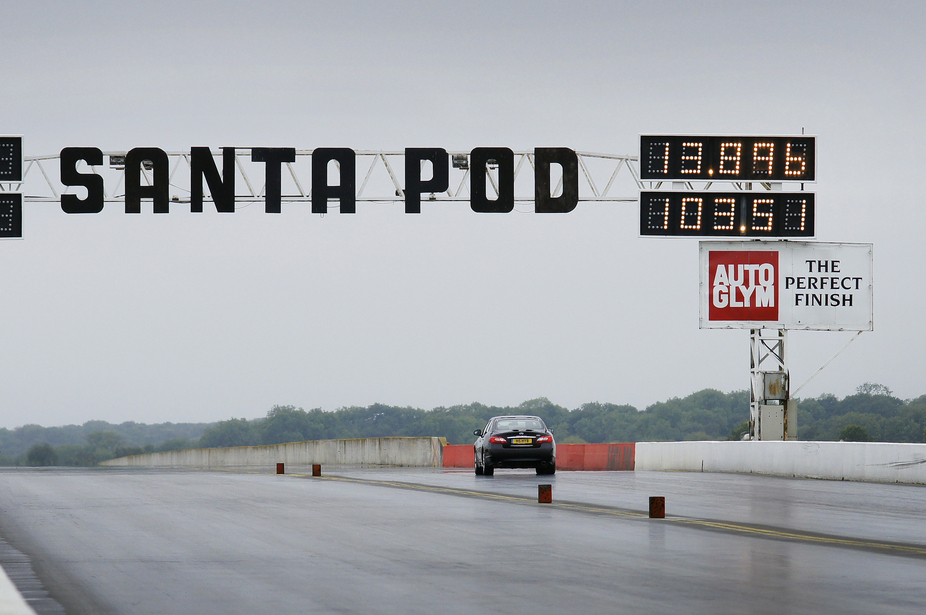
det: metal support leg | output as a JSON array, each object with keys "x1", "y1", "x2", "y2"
[{"x1": 749, "y1": 329, "x2": 791, "y2": 440}]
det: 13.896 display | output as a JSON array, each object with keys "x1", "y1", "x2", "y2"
[{"x1": 640, "y1": 135, "x2": 815, "y2": 182}]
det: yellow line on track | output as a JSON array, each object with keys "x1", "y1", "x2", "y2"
[{"x1": 672, "y1": 519, "x2": 926, "y2": 557}]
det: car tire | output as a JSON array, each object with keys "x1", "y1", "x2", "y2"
[
  {"x1": 484, "y1": 464, "x2": 494, "y2": 476},
  {"x1": 475, "y1": 461, "x2": 484, "y2": 476},
  {"x1": 536, "y1": 464, "x2": 556, "y2": 475}
]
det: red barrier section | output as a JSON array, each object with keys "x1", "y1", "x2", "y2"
[
  {"x1": 555, "y1": 444, "x2": 587, "y2": 470},
  {"x1": 582, "y1": 444, "x2": 611, "y2": 471},
  {"x1": 608, "y1": 443, "x2": 635, "y2": 471},
  {"x1": 555, "y1": 444, "x2": 635, "y2": 470},
  {"x1": 441, "y1": 442, "x2": 635, "y2": 470},
  {"x1": 442, "y1": 445, "x2": 474, "y2": 468}
]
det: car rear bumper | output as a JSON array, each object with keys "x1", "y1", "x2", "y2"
[{"x1": 484, "y1": 444, "x2": 555, "y2": 468}]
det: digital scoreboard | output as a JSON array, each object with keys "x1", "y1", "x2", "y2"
[
  {"x1": 0, "y1": 193, "x2": 22, "y2": 239},
  {"x1": 0, "y1": 136, "x2": 23, "y2": 239},
  {"x1": 638, "y1": 134, "x2": 816, "y2": 238},
  {"x1": 640, "y1": 135, "x2": 815, "y2": 182},
  {"x1": 0, "y1": 136, "x2": 23, "y2": 182},
  {"x1": 640, "y1": 191, "x2": 814, "y2": 237}
]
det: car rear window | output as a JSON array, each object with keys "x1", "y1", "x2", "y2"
[{"x1": 494, "y1": 419, "x2": 545, "y2": 432}]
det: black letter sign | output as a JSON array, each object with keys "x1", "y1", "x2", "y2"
[
  {"x1": 534, "y1": 148, "x2": 578, "y2": 213},
  {"x1": 312, "y1": 148, "x2": 356, "y2": 214},
  {"x1": 60, "y1": 147, "x2": 104, "y2": 213},
  {"x1": 125, "y1": 148, "x2": 169, "y2": 213},
  {"x1": 470, "y1": 147, "x2": 514, "y2": 213},
  {"x1": 252, "y1": 147, "x2": 296, "y2": 213},
  {"x1": 191, "y1": 147, "x2": 236, "y2": 213},
  {"x1": 404, "y1": 148, "x2": 449, "y2": 214}
]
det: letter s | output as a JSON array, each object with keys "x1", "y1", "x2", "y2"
[{"x1": 60, "y1": 147, "x2": 104, "y2": 213}]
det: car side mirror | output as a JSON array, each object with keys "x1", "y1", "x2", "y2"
[
  {"x1": 473, "y1": 429, "x2": 481, "y2": 437},
  {"x1": 549, "y1": 428, "x2": 554, "y2": 434}
]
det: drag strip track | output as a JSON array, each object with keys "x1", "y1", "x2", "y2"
[
  {"x1": 306, "y1": 473, "x2": 926, "y2": 559},
  {"x1": 1, "y1": 467, "x2": 925, "y2": 615}
]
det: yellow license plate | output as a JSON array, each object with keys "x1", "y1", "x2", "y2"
[{"x1": 511, "y1": 438, "x2": 532, "y2": 444}]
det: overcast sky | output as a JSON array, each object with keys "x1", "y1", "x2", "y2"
[{"x1": 2, "y1": 0, "x2": 924, "y2": 429}]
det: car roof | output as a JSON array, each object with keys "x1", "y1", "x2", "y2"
[{"x1": 490, "y1": 415, "x2": 543, "y2": 420}]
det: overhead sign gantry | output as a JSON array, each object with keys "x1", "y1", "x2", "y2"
[{"x1": 5, "y1": 133, "x2": 874, "y2": 441}]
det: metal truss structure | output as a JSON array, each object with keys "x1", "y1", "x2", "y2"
[
  {"x1": 4, "y1": 150, "x2": 648, "y2": 209},
  {"x1": 749, "y1": 328, "x2": 796, "y2": 441}
]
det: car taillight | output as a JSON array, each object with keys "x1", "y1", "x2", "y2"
[
  {"x1": 489, "y1": 436, "x2": 507, "y2": 443},
  {"x1": 536, "y1": 435, "x2": 553, "y2": 443}
]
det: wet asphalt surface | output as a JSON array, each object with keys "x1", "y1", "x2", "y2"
[{"x1": 0, "y1": 466, "x2": 924, "y2": 614}]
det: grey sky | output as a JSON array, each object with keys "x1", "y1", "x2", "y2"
[{"x1": 2, "y1": 1, "x2": 924, "y2": 428}]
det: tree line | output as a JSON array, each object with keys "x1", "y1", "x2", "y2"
[
  {"x1": 0, "y1": 420, "x2": 209, "y2": 466},
  {"x1": 5, "y1": 383, "x2": 925, "y2": 466},
  {"x1": 196, "y1": 384, "x2": 926, "y2": 448}
]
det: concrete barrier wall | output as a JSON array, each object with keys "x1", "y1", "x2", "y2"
[
  {"x1": 102, "y1": 437, "x2": 444, "y2": 469},
  {"x1": 104, "y1": 437, "x2": 926, "y2": 483},
  {"x1": 635, "y1": 441, "x2": 926, "y2": 484}
]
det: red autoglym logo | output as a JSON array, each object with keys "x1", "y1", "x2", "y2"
[{"x1": 708, "y1": 251, "x2": 778, "y2": 321}]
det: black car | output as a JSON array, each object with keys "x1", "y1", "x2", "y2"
[{"x1": 473, "y1": 415, "x2": 556, "y2": 476}]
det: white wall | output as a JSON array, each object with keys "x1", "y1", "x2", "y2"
[
  {"x1": 0, "y1": 567, "x2": 36, "y2": 615},
  {"x1": 101, "y1": 437, "x2": 444, "y2": 469},
  {"x1": 635, "y1": 441, "x2": 926, "y2": 484}
]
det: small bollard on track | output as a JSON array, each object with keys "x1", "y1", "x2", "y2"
[
  {"x1": 276, "y1": 463, "x2": 284, "y2": 474},
  {"x1": 649, "y1": 496, "x2": 665, "y2": 519},
  {"x1": 312, "y1": 464, "x2": 321, "y2": 477},
  {"x1": 538, "y1": 484, "x2": 552, "y2": 503}
]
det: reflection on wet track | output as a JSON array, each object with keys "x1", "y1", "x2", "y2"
[{"x1": 306, "y1": 472, "x2": 926, "y2": 559}]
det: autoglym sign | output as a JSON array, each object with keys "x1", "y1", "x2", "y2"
[{"x1": 699, "y1": 241, "x2": 873, "y2": 331}]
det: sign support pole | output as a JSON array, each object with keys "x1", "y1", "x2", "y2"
[{"x1": 749, "y1": 328, "x2": 793, "y2": 440}]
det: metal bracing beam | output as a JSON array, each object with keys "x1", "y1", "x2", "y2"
[
  {"x1": 17, "y1": 149, "x2": 791, "y2": 207},
  {"x1": 17, "y1": 150, "x2": 642, "y2": 206}
]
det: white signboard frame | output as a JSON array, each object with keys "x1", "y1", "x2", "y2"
[{"x1": 699, "y1": 241, "x2": 873, "y2": 331}]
